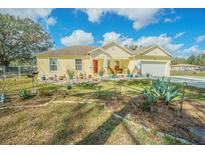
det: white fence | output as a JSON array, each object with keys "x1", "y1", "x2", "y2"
[{"x1": 0, "y1": 66, "x2": 37, "y2": 79}]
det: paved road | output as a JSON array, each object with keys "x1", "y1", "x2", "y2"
[
  {"x1": 152, "y1": 76, "x2": 205, "y2": 89},
  {"x1": 170, "y1": 76, "x2": 205, "y2": 89}
]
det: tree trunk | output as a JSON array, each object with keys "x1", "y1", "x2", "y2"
[{"x1": 1, "y1": 61, "x2": 10, "y2": 81}]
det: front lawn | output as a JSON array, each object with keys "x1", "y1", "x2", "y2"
[
  {"x1": 1, "y1": 77, "x2": 205, "y2": 144},
  {"x1": 0, "y1": 103, "x2": 184, "y2": 144}
]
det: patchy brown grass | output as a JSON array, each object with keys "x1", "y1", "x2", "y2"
[
  {"x1": 0, "y1": 103, "x2": 184, "y2": 145},
  {"x1": 1, "y1": 77, "x2": 205, "y2": 144}
]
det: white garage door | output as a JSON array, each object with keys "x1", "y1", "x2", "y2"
[{"x1": 141, "y1": 61, "x2": 167, "y2": 76}]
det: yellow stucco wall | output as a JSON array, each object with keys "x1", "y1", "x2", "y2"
[
  {"x1": 37, "y1": 45, "x2": 172, "y2": 79},
  {"x1": 37, "y1": 58, "x2": 49, "y2": 78},
  {"x1": 37, "y1": 57, "x2": 91, "y2": 79}
]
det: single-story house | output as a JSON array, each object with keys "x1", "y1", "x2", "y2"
[{"x1": 36, "y1": 42, "x2": 172, "y2": 80}]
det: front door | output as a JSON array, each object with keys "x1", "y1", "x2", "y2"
[{"x1": 93, "y1": 60, "x2": 98, "y2": 74}]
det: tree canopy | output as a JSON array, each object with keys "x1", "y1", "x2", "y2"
[
  {"x1": 0, "y1": 14, "x2": 53, "y2": 66},
  {"x1": 172, "y1": 54, "x2": 205, "y2": 65}
]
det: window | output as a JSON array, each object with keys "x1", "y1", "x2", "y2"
[
  {"x1": 49, "y1": 58, "x2": 58, "y2": 72},
  {"x1": 75, "y1": 59, "x2": 82, "y2": 71}
]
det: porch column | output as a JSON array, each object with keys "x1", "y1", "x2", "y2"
[
  {"x1": 103, "y1": 58, "x2": 108, "y2": 76},
  {"x1": 89, "y1": 56, "x2": 94, "y2": 75}
]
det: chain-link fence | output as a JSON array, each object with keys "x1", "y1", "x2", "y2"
[{"x1": 0, "y1": 66, "x2": 37, "y2": 79}]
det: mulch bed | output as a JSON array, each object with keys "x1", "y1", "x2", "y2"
[{"x1": 103, "y1": 95, "x2": 205, "y2": 144}]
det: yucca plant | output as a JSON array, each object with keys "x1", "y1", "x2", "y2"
[
  {"x1": 143, "y1": 78, "x2": 179, "y2": 105},
  {"x1": 163, "y1": 84, "x2": 179, "y2": 104},
  {"x1": 143, "y1": 87, "x2": 157, "y2": 104}
]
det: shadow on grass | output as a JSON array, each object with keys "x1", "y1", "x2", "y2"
[
  {"x1": 76, "y1": 100, "x2": 139, "y2": 145},
  {"x1": 49, "y1": 103, "x2": 107, "y2": 144}
]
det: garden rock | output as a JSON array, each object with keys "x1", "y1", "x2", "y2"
[{"x1": 189, "y1": 127, "x2": 205, "y2": 144}]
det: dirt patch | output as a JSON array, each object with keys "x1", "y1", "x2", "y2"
[{"x1": 102, "y1": 95, "x2": 205, "y2": 144}]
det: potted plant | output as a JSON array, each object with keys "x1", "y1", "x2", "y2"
[
  {"x1": 126, "y1": 68, "x2": 131, "y2": 77},
  {"x1": 67, "y1": 69, "x2": 75, "y2": 80},
  {"x1": 87, "y1": 74, "x2": 92, "y2": 79},
  {"x1": 146, "y1": 73, "x2": 150, "y2": 79},
  {"x1": 79, "y1": 72, "x2": 84, "y2": 79},
  {"x1": 41, "y1": 75, "x2": 46, "y2": 81},
  {"x1": 49, "y1": 76, "x2": 54, "y2": 80},
  {"x1": 59, "y1": 76, "x2": 64, "y2": 80},
  {"x1": 0, "y1": 94, "x2": 8, "y2": 104},
  {"x1": 108, "y1": 68, "x2": 114, "y2": 78}
]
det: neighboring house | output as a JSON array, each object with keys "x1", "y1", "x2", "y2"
[
  {"x1": 36, "y1": 42, "x2": 172, "y2": 79},
  {"x1": 171, "y1": 64, "x2": 205, "y2": 71}
]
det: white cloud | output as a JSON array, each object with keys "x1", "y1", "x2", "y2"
[
  {"x1": 80, "y1": 8, "x2": 162, "y2": 30},
  {"x1": 174, "y1": 32, "x2": 185, "y2": 38},
  {"x1": 61, "y1": 29, "x2": 94, "y2": 46},
  {"x1": 81, "y1": 9, "x2": 105, "y2": 23},
  {"x1": 0, "y1": 8, "x2": 53, "y2": 20},
  {"x1": 101, "y1": 32, "x2": 133, "y2": 46},
  {"x1": 135, "y1": 34, "x2": 184, "y2": 52},
  {"x1": 196, "y1": 35, "x2": 205, "y2": 43},
  {"x1": 46, "y1": 17, "x2": 57, "y2": 26},
  {"x1": 100, "y1": 32, "x2": 183, "y2": 53},
  {"x1": 164, "y1": 16, "x2": 180, "y2": 23},
  {"x1": 0, "y1": 8, "x2": 56, "y2": 27},
  {"x1": 183, "y1": 45, "x2": 205, "y2": 55}
]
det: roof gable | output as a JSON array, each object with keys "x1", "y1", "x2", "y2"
[
  {"x1": 135, "y1": 45, "x2": 172, "y2": 57},
  {"x1": 89, "y1": 42, "x2": 132, "y2": 59}
]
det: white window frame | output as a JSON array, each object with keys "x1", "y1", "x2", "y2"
[
  {"x1": 75, "y1": 59, "x2": 83, "y2": 71},
  {"x1": 49, "y1": 58, "x2": 58, "y2": 73}
]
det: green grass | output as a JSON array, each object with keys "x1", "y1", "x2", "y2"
[{"x1": 171, "y1": 71, "x2": 205, "y2": 77}]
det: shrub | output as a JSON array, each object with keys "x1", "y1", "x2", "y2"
[
  {"x1": 143, "y1": 78, "x2": 179, "y2": 105},
  {"x1": 18, "y1": 89, "x2": 31, "y2": 100}
]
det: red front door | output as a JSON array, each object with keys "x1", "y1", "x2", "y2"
[{"x1": 93, "y1": 60, "x2": 98, "y2": 74}]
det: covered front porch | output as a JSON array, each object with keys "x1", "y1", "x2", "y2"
[
  {"x1": 88, "y1": 42, "x2": 135, "y2": 77},
  {"x1": 89, "y1": 58, "x2": 130, "y2": 76}
]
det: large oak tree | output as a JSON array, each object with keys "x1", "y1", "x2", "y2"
[{"x1": 0, "y1": 14, "x2": 53, "y2": 67}]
